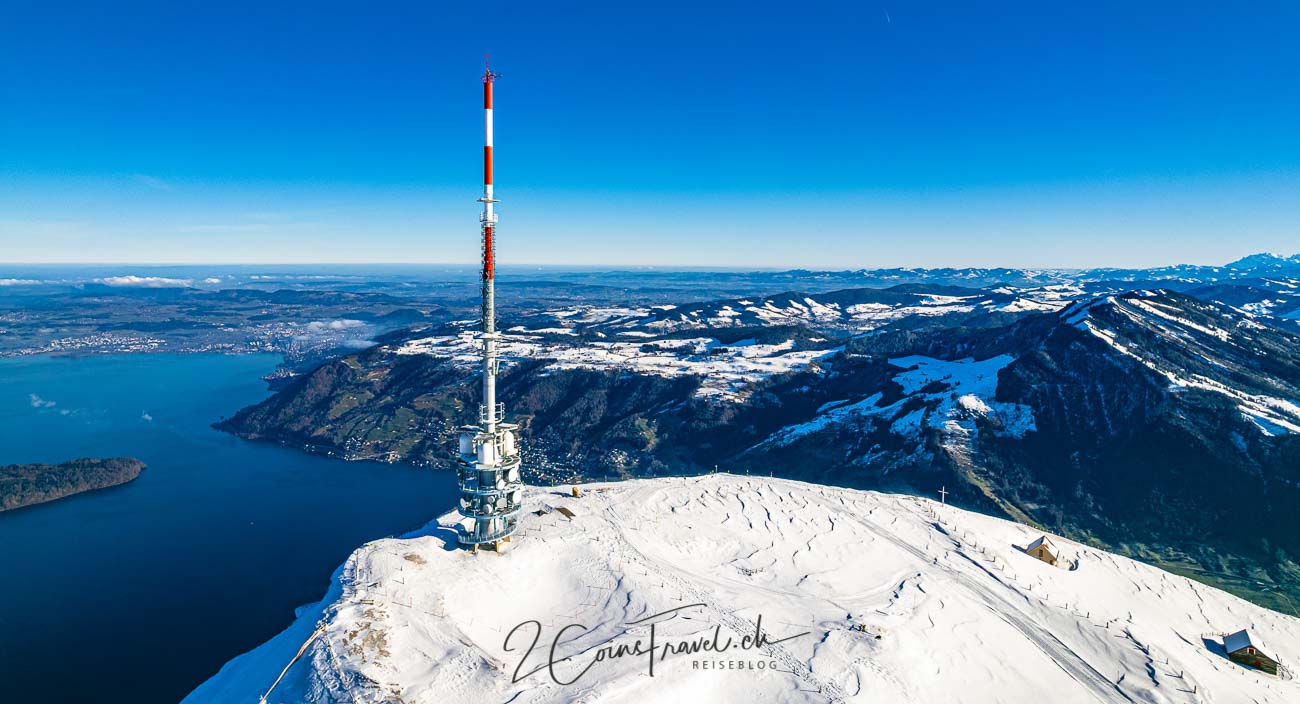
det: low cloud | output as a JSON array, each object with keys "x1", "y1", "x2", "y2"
[
  {"x1": 141, "y1": 411, "x2": 154, "y2": 422},
  {"x1": 293, "y1": 320, "x2": 374, "y2": 349},
  {"x1": 306, "y1": 319, "x2": 366, "y2": 332},
  {"x1": 95, "y1": 276, "x2": 193, "y2": 288},
  {"x1": 29, "y1": 393, "x2": 56, "y2": 408},
  {"x1": 0, "y1": 279, "x2": 43, "y2": 286},
  {"x1": 202, "y1": 277, "x2": 223, "y2": 284}
]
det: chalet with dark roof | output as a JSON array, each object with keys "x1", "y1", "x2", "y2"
[{"x1": 1223, "y1": 629, "x2": 1280, "y2": 676}]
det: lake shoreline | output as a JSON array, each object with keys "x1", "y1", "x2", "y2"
[{"x1": 0, "y1": 352, "x2": 460, "y2": 703}]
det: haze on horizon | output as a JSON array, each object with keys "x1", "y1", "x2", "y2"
[{"x1": 1, "y1": 2, "x2": 1297, "y2": 270}]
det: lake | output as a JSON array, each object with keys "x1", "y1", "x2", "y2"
[{"x1": 0, "y1": 353, "x2": 459, "y2": 703}]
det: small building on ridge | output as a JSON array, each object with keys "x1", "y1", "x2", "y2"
[{"x1": 1025, "y1": 536, "x2": 1060, "y2": 566}]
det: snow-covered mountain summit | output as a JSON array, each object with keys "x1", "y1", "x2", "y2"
[{"x1": 187, "y1": 475, "x2": 1300, "y2": 703}]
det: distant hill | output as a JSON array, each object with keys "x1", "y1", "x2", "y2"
[{"x1": 0, "y1": 457, "x2": 145, "y2": 511}]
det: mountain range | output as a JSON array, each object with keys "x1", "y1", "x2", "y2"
[{"x1": 217, "y1": 254, "x2": 1300, "y2": 613}]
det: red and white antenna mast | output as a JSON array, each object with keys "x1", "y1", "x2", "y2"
[
  {"x1": 457, "y1": 57, "x2": 523, "y2": 552},
  {"x1": 480, "y1": 57, "x2": 499, "y2": 429}
]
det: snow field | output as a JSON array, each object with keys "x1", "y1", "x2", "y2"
[{"x1": 188, "y1": 475, "x2": 1300, "y2": 704}]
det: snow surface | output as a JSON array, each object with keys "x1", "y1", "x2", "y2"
[
  {"x1": 599, "y1": 291, "x2": 1056, "y2": 335},
  {"x1": 990, "y1": 297, "x2": 1069, "y2": 313},
  {"x1": 552, "y1": 306, "x2": 652, "y2": 324},
  {"x1": 393, "y1": 333, "x2": 838, "y2": 401},
  {"x1": 764, "y1": 355, "x2": 1035, "y2": 448},
  {"x1": 187, "y1": 475, "x2": 1300, "y2": 704}
]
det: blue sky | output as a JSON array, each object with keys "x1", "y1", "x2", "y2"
[{"x1": 1, "y1": 1, "x2": 1297, "y2": 268}]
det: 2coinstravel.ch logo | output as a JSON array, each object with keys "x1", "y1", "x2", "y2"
[{"x1": 504, "y1": 603, "x2": 812, "y2": 685}]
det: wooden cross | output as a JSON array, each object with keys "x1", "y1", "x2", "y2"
[{"x1": 938, "y1": 486, "x2": 948, "y2": 505}]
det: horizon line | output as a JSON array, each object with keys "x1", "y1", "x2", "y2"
[{"x1": 1, "y1": 252, "x2": 1296, "y2": 272}]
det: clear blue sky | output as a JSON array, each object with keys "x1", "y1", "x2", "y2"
[{"x1": 1, "y1": 1, "x2": 1297, "y2": 268}]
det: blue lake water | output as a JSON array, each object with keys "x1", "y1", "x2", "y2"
[{"x1": 0, "y1": 353, "x2": 459, "y2": 703}]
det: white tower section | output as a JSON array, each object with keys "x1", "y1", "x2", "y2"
[{"x1": 457, "y1": 61, "x2": 523, "y2": 551}]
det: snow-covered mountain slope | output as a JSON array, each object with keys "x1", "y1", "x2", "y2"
[
  {"x1": 609, "y1": 288, "x2": 1004, "y2": 334},
  {"x1": 511, "y1": 285, "x2": 1073, "y2": 337},
  {"x1": 1061, "y1": 291, "x2": 1300, "y2": 435},
  {"x1": 382, "y1": 285, "x2": 1075, "y2": 404},
  {"x1": 394, "y1": 331, "x2": 840, "y2": 401},
  {"x1": 187, "y1": 476, "x2": 1300, "y2": 704},
  {"x1": 758, "y1": 354, "x2": 1036, "y2": 459},
  {"x1": 221, "y1": 289, "x2": 1300, "y2": 612}
]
